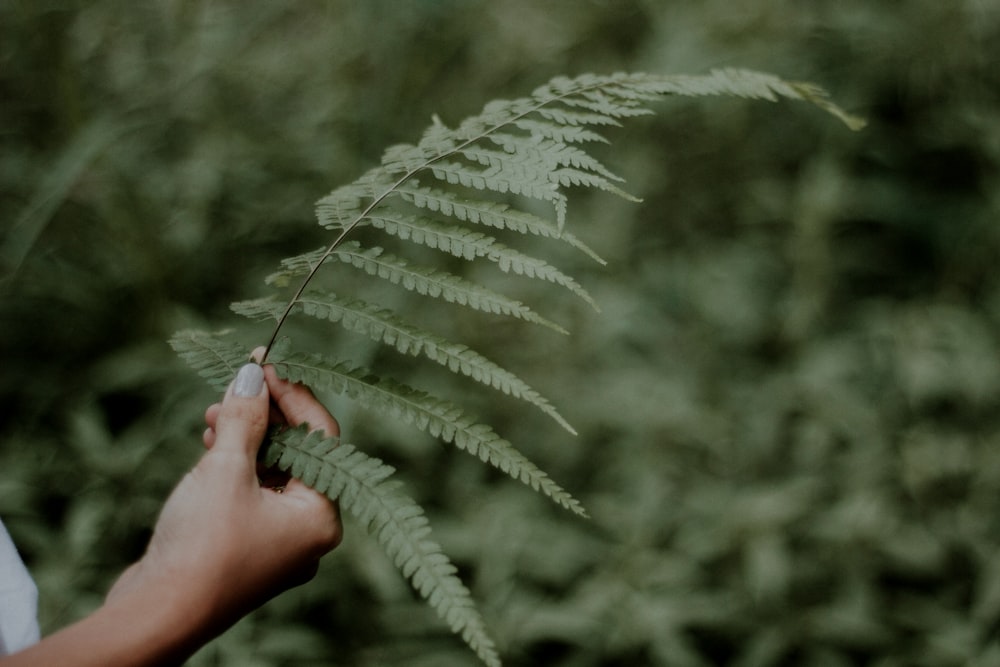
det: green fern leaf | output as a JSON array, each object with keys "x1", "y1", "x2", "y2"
[
  {"x1": 395, "y1": 183, "x2": 606, "y2": 264},
  {"x1": 474, "y1": 133, "x2": 639, "y2": 203},
  {"x1": 263, "y1": 241, "x2": 572, "y2": 331},
  {"x1": 367, "y1": 212, "x2": 494, "y2": 261},
  {"x1": 262, "y1": 428, "x2": 500, "y2": 667},
  {"x1": 365, "y1": 213, "x2": 599, "y2": 308},
  {"x1": 511, "y1": 118, "x2": 609, "y2": 144},
  {"x1": 486, "y1": 134, "x2": 622, "y2": 182},
  {"x1": 332, "y1": 240, "x2": 569, "y2": 333},
  {"x1": 534, "y1": 106, "x2": 622, "y2": 128},
  {"x1": 315, "y1": 170, "x2": 395, "y2": 232},
  {"x1": 231, "y1": 292, "x2": 578, "y2": 433},
  {"x1": 268, "y1": 350, "x2": 588, "y2": 517},
  {"x1": 264, "y1": 246, "x2": 329, "y2": 288},
  {"x1": 427, "y1": 160, "x2": 570, "y2": 225},
  {"x1": 168, "y1": 329, "x2": 248, "y2": 391},
  {"x1": 171, "y1": 331, "x2": 586, "y2": 516},
  {"x1": 561, "y1": 90, "x2": 656, "y2": 119}
]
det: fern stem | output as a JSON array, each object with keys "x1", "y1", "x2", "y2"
[{"x1": 261, "y1": 174, "x2": 409, "y2": 362}]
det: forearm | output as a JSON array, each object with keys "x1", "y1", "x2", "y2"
[{"x1": 1, "y1": 574, "x2": 212, "y2": 667}]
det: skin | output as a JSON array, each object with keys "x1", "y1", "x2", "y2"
[{"x1": 1, "y1": 353, "x2": 342, "y2": 667}]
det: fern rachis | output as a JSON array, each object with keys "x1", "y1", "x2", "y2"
[{"x1": 171, "y1": 69, "x2": 862, "y2": 665}]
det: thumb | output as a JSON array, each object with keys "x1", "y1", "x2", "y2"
[{"x1": 213, "y1": 362, "x2": 270, "y2": 458}]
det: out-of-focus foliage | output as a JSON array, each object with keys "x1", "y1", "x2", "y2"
[{"x1": 1, "y1": 1, "x2": 998, "y2": 666}]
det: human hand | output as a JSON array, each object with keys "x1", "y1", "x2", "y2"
[
  {"x1": 106, "y1": 353, "x2": 342, "y2": 645},
  {"x1": 0, "y1": 356, "x2": 342, "y2": 667}
]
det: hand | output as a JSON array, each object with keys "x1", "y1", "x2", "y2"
[
  {"x1": 2, "y1": 354, "x2": 342, "y2": 667},
  {"x1": 106, "y1": 354, "x2": 342, "y2": 650}
]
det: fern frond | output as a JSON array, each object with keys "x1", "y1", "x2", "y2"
[
  {"x1": 561, "y1": 90, "x2": 656, "y2": 119},
  {"x1": 551, "y1": 166, "x2": 640, "y2": 202},
  {"x1": 365, "y1": 213, "x2": 599, "y2": 309},
  {"x1": 535, "y1": 106, "x2": 623, "y2": 128},
  {"x1": 486, "y1": 134, "x2": 622, "y2": 182},
  {"x1": 332, "y1": 240, "x2": 569, "y2": 333},
  {"x1": 229, "y1": 297, "x2": 282, "y2": 321},
  {"x1": 168, "y1": 329, "x2": 248, "y2": 391},
  {"x1": 262, "y1": 428, "x2": 500, "y2": 667},
  {"x1": 474, "y1": 133, "x2": 640, "y2": 203},
  {"x1": 269, "y1": 350, "x2": 587, "y2": 517},
  {"x1": 231, "y1": 292, "x2": 578, "y2": 433},
  {"x1": 450, "y1": 97, "x2": 534, "y2": 142},
  {"x1": 263, "y1": 241, "x2": 573, "y2": 330},
  {"x1": 315, "y1": 170, "x2": 395, "y2": 232},
  {"x1": 367, "y1": 212, "x2": 496, "y2": 261},
  {"x1": 174, "y1": 68, "x2": 863, "y2": 666},
  {"x1": 265, "y1": 246, "x2": 329, "y2": 288},
  {"x1": 511, "y1": 119, "x2": 609, "y2": 144},
  {"x1": 427, "y1": 160, "x2": 570, "y2": 226},
  {"x1": 605, "y1": 69, "x2": 865, "y2": 129},
  {"x1": 395, "y1": 183, "x2": 606, "y2": 264},
  {"x1": 169, "y1": 330, "x2": 586, "y2": 513}
]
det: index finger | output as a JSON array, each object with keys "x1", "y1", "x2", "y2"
[{"x1": 263, "y1": 364, "x2": 340, "y2": 438}]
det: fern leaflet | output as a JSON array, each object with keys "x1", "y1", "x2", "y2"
[
  {"x1": 170, "y1": 329, "x2": 248, "y2": 391},
  {"x1": 394, "y1": 182, "x2": 606, "y2": 263},
  {"x1": 365, "y1": 212, "x2": 599, "y2": 308},
  {"x1": 331, "y1": 240, "x2": 569, "y2": 332}
]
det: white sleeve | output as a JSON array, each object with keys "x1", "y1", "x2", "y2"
[{"x1": 0, "y1": 518, "x2": 40, "y2": 656}]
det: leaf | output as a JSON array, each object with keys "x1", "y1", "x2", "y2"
[
  {"x1": 395, "y1": 183, "x2": 606, "y2": 264},
  {"x1": 232, "y1": 291, "x2": 578, "y2": 432},
  {"x1": 427, "y1": 160, "x2": 569, "y2": 226},
  {"x1": 168, "y1": 329, "x2": 248, "y2": 391},
  {"x1": 315, "y1": 169, "x2": 396, "y2": 232},
  {"x1": 268, "y1": 350, "x2": 588, "y2": 517},
  {"x1": 332, "y1": 240, "x2": 570, "y2": 333},
  {"x1": 263, "y1": 428, "x2": 500, "y2": 667},
  {"x1": 364, "y1": 213, "x2": 599, "y2": 308},
  {"x1": 265, "y1": 246, "x2": 330, "y2": 287}
]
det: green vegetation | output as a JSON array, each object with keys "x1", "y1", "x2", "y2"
[{"x1": 2, "y1": 2, "x2": 998, "y2": 666}]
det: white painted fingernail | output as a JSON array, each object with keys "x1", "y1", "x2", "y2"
[{"x1": 233, "y1": 363, "x2": 264, "y2": 397}]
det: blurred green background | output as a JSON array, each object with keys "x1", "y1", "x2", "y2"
[{"x1": 2, "y1": 1, "x2": 999, "y2": 665}]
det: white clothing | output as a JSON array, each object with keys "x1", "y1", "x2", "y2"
[{"x1": 0, "y1": 518, "x2": 40, "y2": 656}]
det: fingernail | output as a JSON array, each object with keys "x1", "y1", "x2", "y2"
[{"x1": 233, "y1": 363, "x2": 265, "y2": 397}]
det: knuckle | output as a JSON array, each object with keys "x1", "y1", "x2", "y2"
[{"x1": 312, "y1": 501, "x2": 343, "y2": 552}]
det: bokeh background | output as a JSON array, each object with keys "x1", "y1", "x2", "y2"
[{"x1": 3, "y1": 1, "x2": 999, "y2": 665}]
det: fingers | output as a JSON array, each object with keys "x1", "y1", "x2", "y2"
[
  {"x1": 203, "y1": 403, "x2": 222, "y2": 448},
  {"x1": 212, "y1": 363, "x2": 271, "y2": 458},
  {"x1": 202, "y1": 350, "x2": 339, "y2": 455},
  {"x1": 206, "y1": 352, "x2": 344, "y2": 553},
  {"x1": 281, "y1": 478, "x2": 344, "y2": 552},
  {"x1": 263, "y1": 364, "x2": 340, "y2": 438}
]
